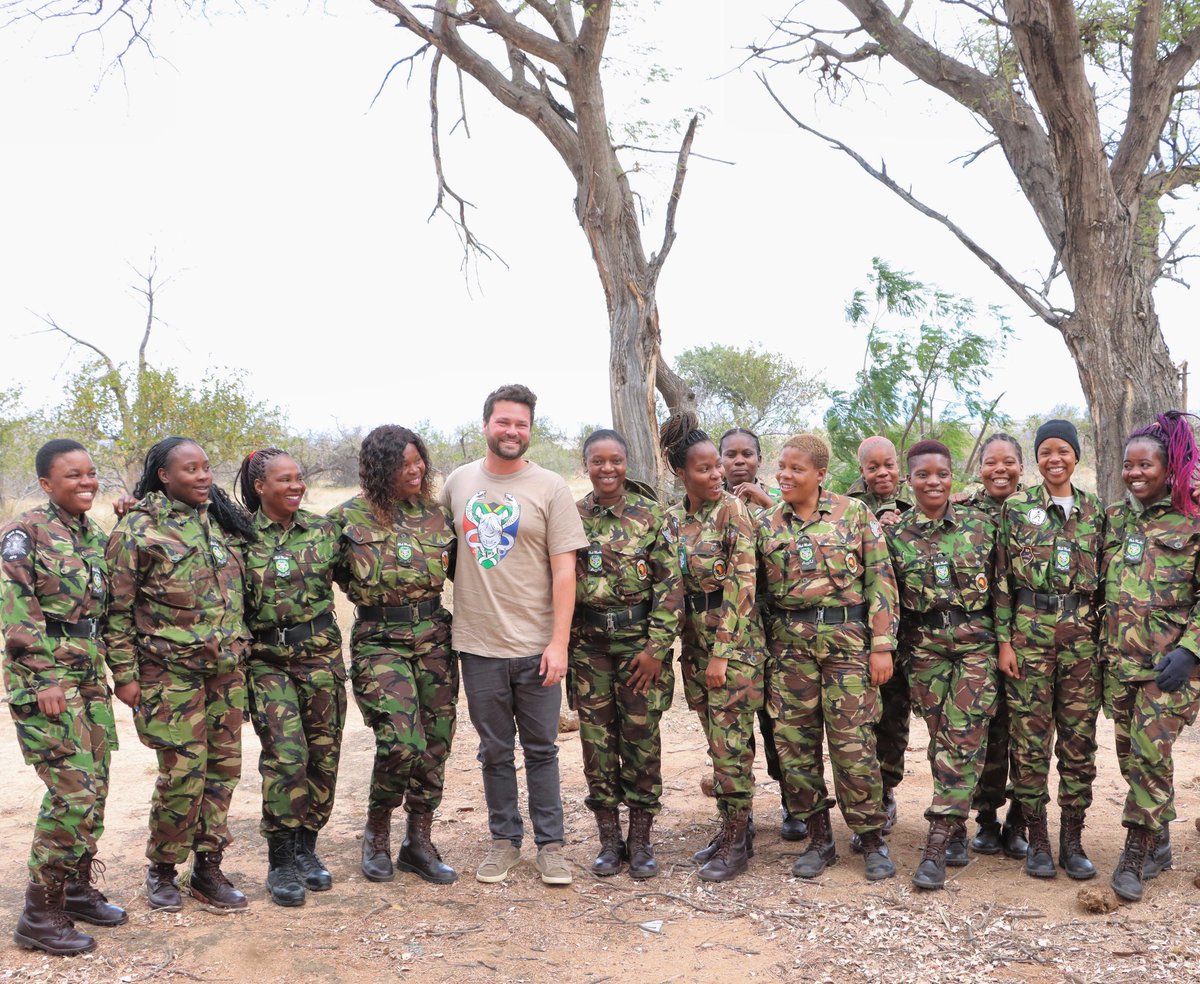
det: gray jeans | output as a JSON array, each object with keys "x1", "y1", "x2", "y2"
[{"x1": 459, "y1": 652, "x2": 563, "y2": 848}]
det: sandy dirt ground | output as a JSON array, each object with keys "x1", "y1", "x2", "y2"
[{"x1": 2, "y1": 489, "x2": 1200, "y2": 983}]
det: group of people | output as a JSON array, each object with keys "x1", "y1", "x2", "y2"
[{"x1": 3, "y1": 383, "x2": 1199, "y2": 960}]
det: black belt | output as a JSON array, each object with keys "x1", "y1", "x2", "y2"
[
  {"x1": 1016, "y1": 588, "x2": 1086, "y2": 614},
  {"x1": 582, "y1": 601, "x2": 651, "y2": 632},
  {"x1": 45, "y1": 618, "x2": 101, "y2": 640},
  {"x1": 356, "y1": 600, "x2": 439, "y2": 624},
  {"x1": 252, "y1": 611, "x2": 336, "y2": 648},
  {"x1": 685, "y1": 589, "x2": 723, "y2": 615},
  {"x1": 773, "y1": 603, "x2": 868, "y2": 626},
  {"x1": 912, "y1": 607, "x2": 974, "y2": 630}
]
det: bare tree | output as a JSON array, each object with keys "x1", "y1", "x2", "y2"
[{"x1": 753, "y1": 0, "x2": 1199, "y2": 499}]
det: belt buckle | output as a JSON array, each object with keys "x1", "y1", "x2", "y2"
[
  {"x1": 604, "y1": 611, "x2": 618, "y2": 633},
  {"x1": 85, "y1": 619, "x2": 99, "y2": 639},
  {"x1": 1053, "y1": 594, "x2": 1065, "y2": 614},
  {"x1": 940, "y1": 610, "x2": 953, "y2": 630},
  {"x1": 815, "y1": 607, "x2": 826, "y2": 624},
  {"x1": 272, "y1": 627, "x2": 288, "y2": 647}
]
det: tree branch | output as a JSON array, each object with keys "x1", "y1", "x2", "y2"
[
  {"x1": 33, "y1": 313, "x2": 119, "y2": 373},
  {"x1": 128, "y1": 251, "x2": 162, "y2": 374},
  {"x1": 472, "y1": 0, "x2": 568, "y2": 69},
  {"x1": 760, "y1": 73, "x2": 1064, "y2": 328},
  {"x1": 648, "y1": 114, "x2": 698, "y2": 287}
]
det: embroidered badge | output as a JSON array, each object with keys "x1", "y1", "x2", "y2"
[
  {"x1": 1021, "y1": 546, "x2": 1035, "y2": 565},
  {"x1": 869, "y1": 520, "x2": 883, "y2": 538},
  {"x1": 846, "y1": 553, "x2": 859, "y2": 574},
  {"x1": 273, "y1": 553, "x2": 292, "y2": 577},
  {"x1": 1124, "y1": 533, "x2": 1146, "y2": 563},
  {"x1": 934, "y1": 558, "x2": 951, "y2": 586},
  {"x1": 1, "y1": 529, "x2": 30, "y2": 561},
  {"x1": 713, "y1": 559, "x2": 728, "y2": 580},
  {"x1": 1028, "y1": 507, "x2": 1047, "y2": 527},
  {"x1": 587, "y1": 545, "x2": 603, "y2": 574},
  {"x1": 636, "y1": 558, "x2": 649, "y2": 580},
  {"x1": 797, "y1": 538, "x2": 817, "y2": 572},
  {"x1": 210, "y1": 540, "x2": 228, "y2": 568},
  {"x1": 441, "y1": 548, "x2": 451, "y2": 571},
  {"x1": 397, "y1": 540, "x2": 413, "y2": 564},
  {"x1": 975, "y1": 573, "x2": 988, "y2": 592},
  {"x1": 88, "y1": 564, "x2": 105, "y2": 599},
  {"x1": 1053, "y1": 542, "x2": 1071, "y2": 574}
]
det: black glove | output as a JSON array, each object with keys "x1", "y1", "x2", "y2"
[{"x1": 1154, "y1": 647, "x2": 1199, "y2": 692}]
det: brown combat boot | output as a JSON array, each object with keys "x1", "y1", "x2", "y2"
[
  {"x1": 627, "y1": 808, "x2": 658, "y2": 880},
  {"x1": 188, "y1": 851, "x2": 247, "y2": 910},
  {"x1": 361, "y1": 808, "x2": 394, "y2": 882},
  {"x1": 587, "y1": 807, "x2": 626, "y2": 877},
  {"x1": 912, "y1": 817, "x2": 953, "y2": 890},
  {"x1": 13, "y1": 881, "x2": 96, "y2": 956},
  {"x1": 64, "y1": 854, "x2": 127, "y2": 926},
  {"x1": 396, "y1": 810, "x2": 458, "y2": 885},
  {"x1": 1111, "y1": 826, "x2": 1153, "y2": 902},
  {"x1": 698, "y1": 810, "x2": 751, "y2": 882},
  {"x1": 1024, "y1": 808, "x2": 1056, "y2": 878},
  {"x1": 1058, "y1": 808, "x2": 1096, "y2": 880},
  {"x1": 145, "y1": 862, "x2": 182, "y2": 912}
]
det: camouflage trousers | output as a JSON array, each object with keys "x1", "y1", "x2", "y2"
[
  {"x1": 681, "y1": 652, "x2": 762, "y2": 817},
  {"x1": 350, "y1": 638, "x2": 459, "y2": 815},
  {"x1": 568, "y1": 638, "x2": 674, "y2": 814},
  {"x1": 970, "y1": 685, "x2": 1014, "y2": 814},
  {"x1": 1006, "y1": 632, "x2": 1101, "y2": 814},
  {"x1": 874, "y1": 649, "x2": 911, "y2": 791},
  {"x1": 10, "y1": 679, "x2": 116, "y2": 888},
  {"x1": 135, "y1": 662, "x2": 245, "y2": 864},
  {"x1": 767, "y1": 645, "x2": 886, "y2": 833},
  {"x1": 248, "y1": 646, "x2": 348, "y2": 837},
  {"x1": 909, "y1": 649, "x2": 998, "y2": 820},
  {"x1": 1111, "y1": 672, "x2": 1200, "y2": 833}
]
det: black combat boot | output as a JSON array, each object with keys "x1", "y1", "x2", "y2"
[
  {"x1": 189, "y1": 851, "x2": 247, "y2": 910},
  {"x1": 396, "y1": 810, "x2": 459, "y2": 884},
  {"x1": 859, "y1": 829, "x2": 896, "y2": 882},
  {"x1": 780, "y1": 801, "x2": 809, "y2": 842},
  {"x1": 145, "y1": 862, "x2": 182, "y2": 912},
  {"x1": 1110, "y1": 826, "x2": 1153, "y2": 902},
  {"x1": 626, "y1": 808, "x2": 658, "y2": 880},
  {"x1": 265, "y1": 831, "x2": 306, "y2": 907},
  {"x1": 912, "y1": 817, "x2": 953, "y2": 890},
  {"x1": 1058, "y1": 808, "x2": 1096, "y2": 880},
  {"x1": 852, "y1": 786, "x2": 897, "y2": 853},
  {"x1": 361, "y1": 808, "x2": 395, "y2": 882},
  {"x1": 1000, "y1": 801, "x2": 1029, "y2": 860},
  {"x1": 294, "y1": 828, "x2": 332, "y2": 891},
  {"x1": 586, "y1": 807, "x2": 626, "y2": 877},
  {"x1": 13, "y1": 881, "x2": 96, "y2": 956},
  {"x1": 792, "y1": 808, "x2": 837, "y2": 879},
  {"x1": 698, "y1": 810, "x2": 751, "y2": 882},
  {"x1": 945, "y1": 818, "x2": 969, "y2": 867},
  {"x1": 1024, "y1": 809, "x2": 1056, "y2": 878},
  {"x1": 970, "y1": 809, "x2": 1003, "y2": 855},
  {"x1": 64, "y1": 854, "x2": 127, "y2": 926},
  {"x1": 693, "y1": 814, "x2": 754, "y2": 865},
  {"x1": 1144, "y1": 826, "x2": 1172, "y2": 879}
]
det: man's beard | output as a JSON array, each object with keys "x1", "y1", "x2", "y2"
[{"x1": 487, "y1": 434, "x2": 529, "y2": 460}]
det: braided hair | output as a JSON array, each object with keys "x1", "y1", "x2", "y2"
[
  {"x1": 582, "y1": 428, "x2": 627, "y2": 460},
  {"x1": 980, "y1": 432, "x2": 1024, "y2": 466},
  {"x1": 133, "y1": 437, "x2": 256, "y2": 540},
  {"x1": 1127, "y1": 411, "x2": 1200, "y2": 518},
  {"x1": 235, "y1": 447, "x2": 290, "y2": 515},
  {"x1": 659, "y1": 410, "x2": 712, "y2": 473},
  {"x1": 360, "y1": 425, "x2": 434, "y2": 521},
  {"x1": 718, "y1": 427, "x2": 762, "y2": 457}
]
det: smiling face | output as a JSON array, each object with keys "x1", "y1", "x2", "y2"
[
  {"x1": 586, "y1": 438, "x2": 627, "y2": 505},
  {"x1": 1122, "y1": 437, "x2": 1169, "y2": 505},
  {"x1": 484, "y1": 400, "x2": 532, "y2": 461},
  {"x1": 859, "y1": 441, "x2": 899, "y2": 498},
  {"x1": 720, "y1": 432, "x2": 761, "y2": 488},
  {"x1": 677, "y1": 441, "x2": 724, "y2": 506},
  {"x1": 979, "y1": 439, "x2": 1022, "y2": 501},
  {"x1": 159, "y1": 442, "x2": 211, "y2": 508},
  {"x1": 1036, "y1": 438, "x2": 1077, "y2": 495},
  {"x1": 776, "y1": 446, "x2": 825, "y2": 506},
  {"x1": 39, "y1": 449, "x2": 99, "y2": 517},
  {"x1": 256, "y1": 455, "x2": 306, "y2": 523},
  {"x1": 393, "y1": 442, "x2": 427, "y2": 504},
  {"x1": 908, "y1": 452, "x2": 953, "y2": 516}
]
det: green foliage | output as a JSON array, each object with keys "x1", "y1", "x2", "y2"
[
  {"x1": 825, "y1": 258, "x2": 1011, "y2": 484},
  {"x1": 674, "y1": 342, "x2": 823, "y2": 438},
  {"x1": 0, "y1": 390, "x2": 55, "y2": 506}
]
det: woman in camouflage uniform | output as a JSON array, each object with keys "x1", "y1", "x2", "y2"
[
  {"x1": 236, "y1": 448, "x2": 346, "y2": 906},
  {"x1": 1103, "y1": 411, "x2": 1200, "y2": 902},
  {"x1": 965, "y1": 434, "x2": 1029, "y2": 862},
  {"x1": 641, "y1": 411, "x2": 763, "y2": 883},
  {"x1": 570, "y1": 429, "x2": 674, "y2": 879},
  {"x1": 2, "y1": 440, "x2": 132, "y2": 956},
  {"x1": 329, "y1": 426, "x2": 459, "y2": 886},
  {"x1": 886, "y1": 440, "x2": 1004, "y2": 890},
  {"x1": 106, "y1": 437, "x2": 255, "y2": 913},
  {"x1": 995, "y1": 421, "x2": 1104, "y2": 881}
]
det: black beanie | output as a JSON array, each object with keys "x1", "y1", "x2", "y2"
[{"x1": 1035, "y1": 419, "x2": 1081, "y2": 462}]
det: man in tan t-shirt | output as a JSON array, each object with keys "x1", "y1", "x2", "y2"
[{"x1": 440, "y1": 383, "x2": 588, "y2": 887}]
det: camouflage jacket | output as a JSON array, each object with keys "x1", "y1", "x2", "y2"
[
  {"x1": 1101, "y1": 495, "x2": 1200, "y2": 681},
  {"x1": 995, "y1": 482, "x2": 1104, "y2": 645},
  {"x1": 328, "y1": 495, "x2": 455, "y2": 610},
  {"x1": 886, "y1": 503, "x2": 1004, "y2": 657},
  {"x1": 1, "y1": 502, "x2": 110, "y2": 704},
  {"x1": 967, "y1": 486, "x2": 1020, "y2": 524},
  {"x1": 104, "y1": 491, "x2": 249, "y2": 685},
  {"x1": 245, "y1": 508, "x2": 342, "y2": 661},
  {"x1": 757, "y1": 488, "x2": 899, "y2": 654},
  {"x1": 645, "y1": 491, "x2": 762, "y2": 665},
  {"x1": 846, "y1": 477, "x2": 913, "y2": 517}
]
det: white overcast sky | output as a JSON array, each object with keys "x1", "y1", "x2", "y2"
[{"x1": 2, "y1": 0, "x2": 1196, "y2": 439}]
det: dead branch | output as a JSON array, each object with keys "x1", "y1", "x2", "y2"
[
  {"x1": 950, "y1": 139, "x2": 1000, "y2": 167},
  {"x1": 368, "y1": 43, "x2": 432, "y2": 109},
  {"x1": 647, "y1": 114, "x2": 698, "y2": 286}
]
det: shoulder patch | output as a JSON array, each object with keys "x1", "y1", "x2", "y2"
[
  {"x1": 869, "y1": 520, "x2": 883, "y2": 538},
  {"x1": 1, "y1": 528, "x2": 31, "y2": 561}
]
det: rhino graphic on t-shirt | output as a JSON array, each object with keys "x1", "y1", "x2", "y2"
[{"x1": 463, "y1": 491, "x2": 521, "y2": 569}]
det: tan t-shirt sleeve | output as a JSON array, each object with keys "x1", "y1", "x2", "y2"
[{"x1": 546, "y1": 480, "x2": 589, "y2": 555}]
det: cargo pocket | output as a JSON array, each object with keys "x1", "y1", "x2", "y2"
[
  {"x1": 134, "y1": 684, "x2": 185, "y2": 751},
  {"x1": 9, "y1": 699, "x2": 78, "y2": 767}
]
